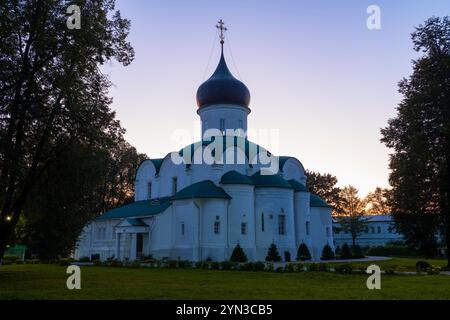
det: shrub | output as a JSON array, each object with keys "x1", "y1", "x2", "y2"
[
  {"x1": 275, "y1": 266, "x2": 284, "y2": 273},
  {"x1": 320, "y1": 244, "x2": 335, "y2": 261},
  {"x1": 78, "y1": 256, "x2": 91, "y2": 263},
  {"x1": 238, "y1": 262, "x2": 253, "y2": 271},
  {"x1": 307, "y1": 263, "x2": 319, "y2": 272},
  {"x1": 196, "y1": 261, "x2": 210, "y2": 269},
  {"x1": 265, "y1": 243, "x2": 282, "y2": 262},
  {"x1": 427, "y1": 266, "x2": 441, "y2": 275},
  {"x1": 167, "y1": 260, "x2": 178, "y2": 268},
  {"x1": 335, "y1": 245, "x2": 341, "y2": 257},
  {"x1": 295, "y1": 262, "x2": 304, "y2": 272},
  {"x1": 366, "y1": 244, "x2": 418, "y2": 257},
  {"x1": 220, "y1": 261, "x2": 234, "y2": 270},
  {"x1": 265, "y1": 262, "x2": 274, "y2": 272},
  {"x1": 318, "y1": 263, "x2": 330, "y2": 272},
  {"x1": 129, "y1": 260, "x2": 141, "y2": 268},
  {"x1": 211, "y1": 261, "x2": 220, "y2": 270},
  {"x1": 351, "y1": 245, "x2": 365, "y2": 259},
  {"x1": 108, "y1": 259, "x2": 123, "y2": 267},
  {"x1": 93, "y1": 259, "x2": 103, "y2": 266},
  {"x1": 296, "y1": 243, "x2": 312, "y2": 261},
  {"x1": 335, "y1": 264, "x2": 353, "y2": 274},
  {"x1": 284, "y1": 251, "x2": 291, "y2": 262},
  {"x1": 25, "y1": 259, "x2": 40, "y2": 265},
  {"x1": 178, "y1": 260, "x2": 192, "y2": 269},
  {"x1": 340, "y1": 244, "x2": 352, "y2": 259},
  {"x1": 58, "y1": 258, "x2": 74, "y2": 266},
  {"x1": 253, "y1": 262, "x2": 266, "y2": 271},
  {"x1": 230, "y1": 244, "x2": 248, "y2": 263},
  {"x1": 284, "y1": 263, "x2": 295, "y2": 273},
  {"x1": 416, "y1": 261, "x2": 431, "y2": 272}
]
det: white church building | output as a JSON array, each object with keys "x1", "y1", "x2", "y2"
[{"x1": 75, "y1": 22, "x2": 334, "y2": 262}]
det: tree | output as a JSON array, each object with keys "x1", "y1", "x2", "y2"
[
  {"x1": 381, "y1": 17, "x2": 450, "y2": 262},
  {"x1": 320, "y1": 244, "x2": 335, "y2": 261},
  {"x1": 0, "y1": 0, "x2": 135, "y2": 262},
  {"x1": 364, "y1": 187, "x2": 392, "y2": 215},
  {"x1": 334, "y1": 186, "x2": 369, "y2": 246},
  {"x1": 22, "y1": 140, "x2": 146, "y2": 260},
  {"x1": 230, "y1": 244, "x2": 247, "y2": 263},
  {"x1": 351, "y1": 245, "x2": 365, "y2": 259},
  {"x1": 306, "y1": 171, "x2": 342, "y2": 213},
  {"x1": 341, "y1": 243, "x2": 352, "y2": 259},
  {"x1": 296, "y1": 243, "x2": 312, "y2": 261},
  {"x1": 265, "y1": 243, "x2": 282, "y2": 262}
]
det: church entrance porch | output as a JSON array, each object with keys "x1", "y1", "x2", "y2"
[{"x1": 115, "y1": 218, "x2": 149, "y2": 261}]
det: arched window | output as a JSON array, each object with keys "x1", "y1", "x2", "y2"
[
  {"x1": 147, "y1": 182, "x2": 152, "y2": 199},
  {"x1": 220, "y1": 118, "x2": 225, "y2": 133}
]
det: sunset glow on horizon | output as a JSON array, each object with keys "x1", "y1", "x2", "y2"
[{"x1": 104, "y1": 0, "x2": 450, "y2": 196}]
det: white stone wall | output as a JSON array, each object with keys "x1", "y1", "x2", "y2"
[{"x1": 198, "y1": 104, "x2": 250, "y2": 137}]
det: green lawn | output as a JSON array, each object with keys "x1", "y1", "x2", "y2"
[
  {"x1": 330, "y1": 257, "x2": 449, "y2": 272},
  {"x1": 0, "y1": 263, "x2": 449, "y2": 300}
]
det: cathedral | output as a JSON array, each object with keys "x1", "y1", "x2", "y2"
[{"x1": 75, "y1": 22, "x2": 334, "y2": 262}]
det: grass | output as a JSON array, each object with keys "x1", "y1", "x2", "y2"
[
  {"x1": 329, "y1": 257, "x2": 449, "y2": 272},
  {"x1": 0, "y1": 262, "x2": 449, "y2": 300}
]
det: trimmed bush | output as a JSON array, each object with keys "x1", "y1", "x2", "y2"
[
  {"x1": 341, "y1": 243, "x2": 352, "y2": 259},
  {"x1": 230, "y1": 244, "x2": 248, "y2": 263},
  {"x1": 416, "y1": 261, "x2": 431, "y2": 272},
  {"x1": 296, "y1": 243, "x2": 312, "y2": 261},
  {"x1": 284, "y1": 251, "x2": 291, "y2": 262},
  {"x1": 335, "y1": 264, "x2": 353, "y2": 274},
  {"x1": 320, "y1": 244, "x2": 335, "y2": 261},
  {"x1": 266, "y1": 243, "x2": 282, "y2": 262}
]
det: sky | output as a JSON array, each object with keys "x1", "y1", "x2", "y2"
[{"x1": 103, "y1": 0, "x2": 450, "y2": 196}]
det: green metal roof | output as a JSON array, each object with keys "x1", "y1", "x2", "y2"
[
  {"x1": 220, "y1": 171, "x2": 254, "y2": 186},
  {"x1": 288, "y1": 179, "x2": 309, "y2": 192},
  {"x1": 97, "y1": 198, "x2": 172, "y2": 221},
  {"x1": 179, "y1": 138, "x2": 270, "y2": 163},
  {"x1": 173, "y1": 180, "x2": 232, "y2": 200},
  {"x1": 150, "y1": 158, "x2": 164, "y2": 174},
  {"x1": 126, "y1": 218, "x2": 148, "y2": 227},
  {"x1": 251, "y1": 171, "x2": 293, "y2": 189},
  {"x1": 310, "y1": 194, "x2": 332, "y2": 208}
]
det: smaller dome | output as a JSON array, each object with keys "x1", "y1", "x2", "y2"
[
  {"x1": 220, "y1": 171, "x2": 254, "y2": 185},
  {"x1": 310, "y1": 194, "x2": 332, "y2": 208},
  {"x1": 196, "y1": 51, "x2": 251, "y2": 109}
]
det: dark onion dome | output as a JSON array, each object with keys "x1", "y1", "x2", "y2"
[
  {"x1": 251, "y1": 171, "x2": 293, "y2": 189},
  {"x1": 172, "y1": 180, "x2": 231, "y2": 200},
  {"x1": 310, "y1": 194, "x2": 332, "y2": 208},
  {"x1": 288, "y1": 179, "x2": 309, "y2": 192},
  {"x1": 220, "y1": 171, "x2": 254, "y2": 186},
  {"x1": 196, "y1": 51, "x2": 251, "y2": 109}
]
